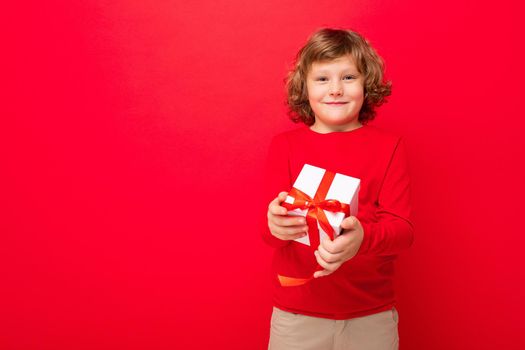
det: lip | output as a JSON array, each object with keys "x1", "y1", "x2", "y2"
[{"x1": 324, "y1": 102, "x2": 348, "y2": 105}]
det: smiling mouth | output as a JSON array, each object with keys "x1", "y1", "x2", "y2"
[{"x1": 324, "y1": 102, "x2": 348, "y2": 105}]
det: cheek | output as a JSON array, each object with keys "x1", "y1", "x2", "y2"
[
  {"x1": 348, "y1": 86, "x2": 365, "y2": 102},
  {"x1": 307, "y1": 84, "x2": 324, "y2": 101}
]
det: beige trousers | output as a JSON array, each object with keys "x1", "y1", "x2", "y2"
[{"x1": 268, "y1": 306, "x2": 399, "y2": 350}]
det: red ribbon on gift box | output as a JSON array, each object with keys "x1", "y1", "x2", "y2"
[{"x1": 279, "y1": 169, "x2": 351, "y2": 287}]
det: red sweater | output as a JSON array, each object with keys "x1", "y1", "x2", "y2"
[{"x1": 261, "y1": 125, "x2": 414, "y2": 320}]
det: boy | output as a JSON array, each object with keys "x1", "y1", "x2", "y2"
[{"x1": 262, "y1": 28, "x2": 414, "y2": 350}]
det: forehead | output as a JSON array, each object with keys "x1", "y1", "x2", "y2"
[{"x1": 308, "y1": 55, "x2": 359, "y2": 73}]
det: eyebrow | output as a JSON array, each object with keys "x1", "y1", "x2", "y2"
[{"x1": 312, "y1": 69, "x2": 359, "y2": 75}]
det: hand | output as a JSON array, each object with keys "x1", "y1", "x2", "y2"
[
  {"x1": 313, "y1": 216, "x2": 364, "y2": 278},
  {"x1": 267, "y1": 191, "x2": 309, "y2": 241}
]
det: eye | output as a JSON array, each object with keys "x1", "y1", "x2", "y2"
[
  {"x1": 315, "y1": 77, "x2": 328, "y2": 82},
  {"x1": 343, "y1": 75, "x2": 356, "y2": 81}
]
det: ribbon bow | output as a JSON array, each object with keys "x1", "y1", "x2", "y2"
[{"x1": 279, "y1": 169, "x2": 350, "y2": 287}]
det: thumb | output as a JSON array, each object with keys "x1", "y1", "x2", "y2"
[
  {"x1": 278, "y1": 191, "x2": 289, "y2": 202},
  {"x1": 341, "y1": 216, "x2": 357, "y2": 230}
]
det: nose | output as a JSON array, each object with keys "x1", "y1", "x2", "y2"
[{"x1": 329, "y1": 81, "x2": 343, "y2": 97}]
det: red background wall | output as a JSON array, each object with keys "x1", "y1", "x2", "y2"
[{"x1": 2, "y1": 1, "x2": 524, "y2": 349}]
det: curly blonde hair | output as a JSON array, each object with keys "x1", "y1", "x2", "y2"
[{"x1": 286, "y1": 28, "x2": 392, "y2": 125}]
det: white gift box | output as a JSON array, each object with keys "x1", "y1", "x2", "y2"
[{"x1": 285, "y1": 164, "x2": 360, "y2": 246}]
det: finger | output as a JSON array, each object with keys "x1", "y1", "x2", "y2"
[
  {"x1": 271, "y1": 223, "x2": 308, "y2": 237},
  {"x1": 313, "y1": 251, "x2": 338, "y2": 278},
  {"x1": 272, "y1": 215, "x2": 307, "y2": 227},
  {"x1": 330, "y1": 231, "x2": 357, "y2": 251},
  {"x1": 273, "y1": 232, "x2": 307, "y2": 241},
  {"x1": 314, "y1": 250, "x2": 339, "y2": 273},
  {"x1": 317, "y1": 243, "x2": 344, "y2": 264},
  {"x1": 277, "y1": 191, "x2": 289, "y2": 202},
  {"x1": 321, "y1": 236, "x2": 345, "y2": 254},
  {"x1": 271, "y1": 228, "x2": 307, "y2": 241},
  {"x1": 268, "y1": 198, "x2": 288, "y2": 216},
  {"x1": 340, "y1": 216, "x2": 357, "y2": 230},
  {"x1": 313, "y1": 269, "x2": 332, "y2": 278}
]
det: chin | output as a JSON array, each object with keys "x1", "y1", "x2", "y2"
[{"x1": 329, "y1": 117, "x2": 358, "y2": 125}]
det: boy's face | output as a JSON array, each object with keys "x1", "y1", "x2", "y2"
[{"x1": 306, "y1": 55, "x2": 365, "y2": 133}]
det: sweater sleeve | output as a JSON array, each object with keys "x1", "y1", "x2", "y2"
[
  {"x1": 260, "y1": 134, "x2": 293, "y2": 249},
  {"x1": 357, "y1": 137, "x2": 415, "y2": 256}
]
